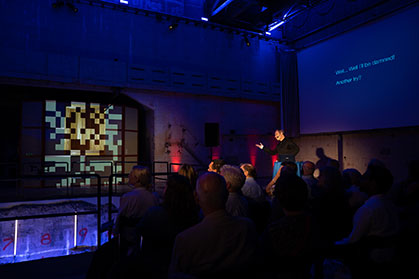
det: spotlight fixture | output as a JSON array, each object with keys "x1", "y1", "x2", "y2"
[
  {"x1": 211, "y1": 0, "x2": 234, "y2": 17},
  {"x1": 268, "y1": 20, "x2": 285, "y2": 32},
  {"x1": 168, "y1": 23, "x2": 178, "y2": 30},
  {"x1": 244, "y1": 36, "x2": 250, "y2": 47},
  {"x1": 52, "y1": 0, "x2": 65, "y2": 9},
  {"x1": 66, "y1": 2, "x2": 78, "y2": 13},
  {"x1": 52, "y1": 1, "x2": 78, "y2": 13}
]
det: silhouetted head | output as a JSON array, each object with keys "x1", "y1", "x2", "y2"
[
  {"x1": 302, "y1": 161, "x2": 315, "y2": 176},
  {"x1": 128, "y1": 166, "x2": 152, "y2": 189},
  {"x1": 178, "y1": 164, "x2": 198, "y2": 189},
  {"x1": 407, "y1": 160, "x2": 419, "y2": 181},
  {"x1": 240, "y1": 163, "x2": 257, "y2": 178},
  {"x1": 163, "y1": 174, "x2": 196, "y2": 214},
  {"x1": 318, "y1": 166, "x2": 344, "y2": 194},
  {"x1": 367, "y1": 158, "x2": 386, "y2": 169},
  {"x1": 281, "y1": 161, "x2": 298, "y2": 175},
  {"x1": 275, "y1": 173, "x2": 308, "y2": 212},
  {"x1": 361, "y1": 165, "x2": 393, "y2": 196},
  {"x1": 342, "y1": 168, "x2": 362, "y2": 188},
  {"x1": 196, "y1": 172, "x2": 228, "y2": 215}
]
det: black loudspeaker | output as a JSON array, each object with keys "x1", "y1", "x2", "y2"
[{"x1": 205, "y1": 123, "x2": 219, "y2": 147}]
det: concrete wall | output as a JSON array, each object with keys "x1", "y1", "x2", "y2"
[
  {"x1": 126, "y1": 89, "x2": 280, "y2": 177},
  {"x1": 294, "y1": 127, "x2": 419, "y2": 183},
  {"x1": 0, "y1": 0, "x2": 281, "y2": 101}
]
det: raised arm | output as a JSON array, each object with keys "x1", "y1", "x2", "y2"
[{"x1": 265, "y1": 166, "x2": 283, "y2": 196}]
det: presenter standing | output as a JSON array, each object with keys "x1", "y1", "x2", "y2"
[{"x1": 256, "y1": 129, "x2": 299, "y2": 162}]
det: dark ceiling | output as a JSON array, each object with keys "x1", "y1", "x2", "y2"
[
  {"x1": 204, "y1": 0, "x2": 416, "y2": 48},
  {"x1": 205, "y1": 0, "x2": 317, "y2": 33}
]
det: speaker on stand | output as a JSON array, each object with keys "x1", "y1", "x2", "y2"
[{"x1": 204, "y1": 123, "x2": 219, "y2": 160}]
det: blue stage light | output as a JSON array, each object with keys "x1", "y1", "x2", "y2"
[
  {"x1": 211, "y1": 0, "x2": 234, "y2": 17},
  {"x1": 268, "y1": 20, "x2": 285, "y2": 32}
]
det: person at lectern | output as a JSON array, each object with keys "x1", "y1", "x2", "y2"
[{"x1": 256, "y1": 129, "x2": 299, "y2": 162}]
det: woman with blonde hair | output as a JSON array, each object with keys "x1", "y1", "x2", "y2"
[{"x1": 178, "y1": 164, "x2": 198, "y2": 189}]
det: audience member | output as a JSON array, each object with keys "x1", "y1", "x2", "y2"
[
  {"x1": 266, "y1": 161, "x2": 298, "y2": 197},
  {"x1": 136, "y1": 174, "x2": 200, "y2": 279},
  {"x1": 337, "y1": 165, "x2": 399, "y2": 244},
  {"x1": 367, "y1": 158, "x2": 386, "y2": 169},
  {"x1": 260, "y1": 173, "x2": 314, "y2": 279},
  {"x1": 207, "y1": 158, "x2": 226, "y2": 173},
  {"x1": 335, "y1": 165, "x2": 400, "y2": 279},
  {"x1": 220, "y1": 164, "x2": 249, "y2": 217},
  {"x1": 301, "y1": 160, "x2": 317, "y2": 199},
  {"x1": 269, "y1": 162, "x2": 300, "y2": 222},
  {"x1": 310, "y1": 166, "x2": 352, "y2": 253},
  {"x1": 240, "y1": 163, "x2": 271, "y2": 235},
  {"x1": 342, "y1": 168, "x2": 368, "y2": 212},
  {"x1": 178, "y1": 164, "x2": 198, "y2": 190},
  {"x1": 240, "y1": 163, "x2": 265, "y2": 202},
  {"x1": 114, "y1": 165, "x2": 159, "y2": 246},
  {"x1": 169, "y1": 172, "x2": 258, "y2": 278},
  {"x1": 86, "y1": 166, "x2": 158, "y2": 279},
  {"x1": 397, "y1": 165, "x2": 419, "y2": 278},
  {"x1": 388, "y1": 159, "x2": 419, "y2": 206}
]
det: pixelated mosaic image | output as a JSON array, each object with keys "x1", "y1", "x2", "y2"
[{"x1": 44, "y1": 101, "x2": 128, "y2": 186}]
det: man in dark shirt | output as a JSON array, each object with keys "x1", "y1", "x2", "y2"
[{"x1": 256, "y1": 129, "x2": 299, "y2": 162}]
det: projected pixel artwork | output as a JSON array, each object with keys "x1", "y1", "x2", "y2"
[{"x1": 44, "y1": 101, "x2": 125, "y2": 186}]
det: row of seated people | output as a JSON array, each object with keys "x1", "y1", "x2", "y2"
[{"x1": 86, "y1": 157, "x2": 419, "y2": 279}]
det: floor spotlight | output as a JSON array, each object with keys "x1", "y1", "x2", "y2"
[
  {"x1": 66, "y1": 2, "x2": 78, "y2": 13},
  {"x1": 244, "y1": 36, "x2": 250, "y2": 47},
  {"x1": 52, "y1": 1, "x2": 64, "y2": 9},
  {"x1": 168, "y1": 23, "x2": 178, "y2": 30}
]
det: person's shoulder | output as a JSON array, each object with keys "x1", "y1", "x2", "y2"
[
  {"x1": 145, "y1": 205, "x2": 165, "y2": 216},
  {"x1": 175, "y1": 220, "x2": 203, "y2": 241},
  {"x1": 232, "y1": 215, "x2": 255, "y2": 229},
  {"x1": 121, "y1": 188, "x2": 139, "y2": 198}
]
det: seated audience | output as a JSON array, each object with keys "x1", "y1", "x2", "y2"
[
  {"x1": 220, "y1": 164, "x2": 249, "y2": 217},
  {"x1": 240, "y1": 163, "x2": 265, "y2": 202},
  {"x1": 260, "y1": 173, "x2": 315, "y2": 279},
  {"x1": 136, "y1": 174, "x2": 200, "y2": 279},
  {"x1": 169, "y1": 172, "x2": 258, "y2": 278},
  {"x1": 336, "y1": 165, "x2": 399, "y2": 245},
  {"x1": 335, "y1": 165, "x2": 400, "y2": 279}
]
